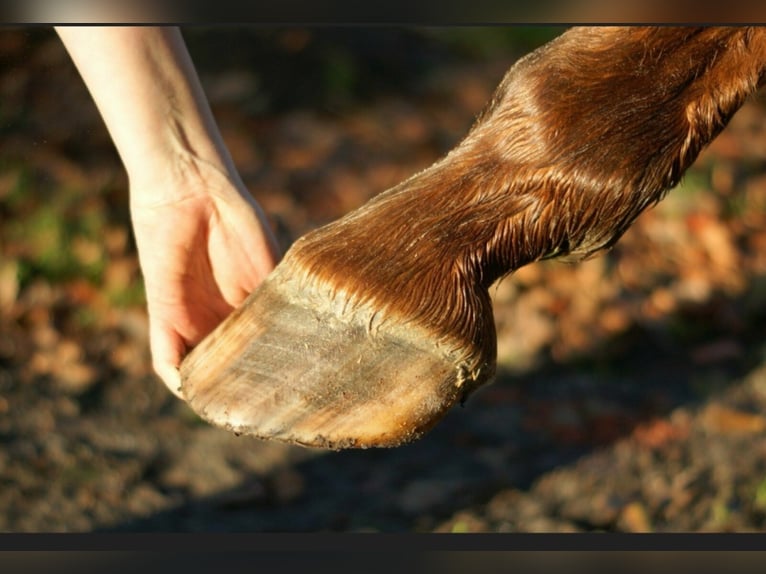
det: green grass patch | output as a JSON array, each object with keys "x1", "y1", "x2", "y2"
[
  {"x1": 753, "y1": 476, "x2": 766, "y2": 511},
  {"x1": 426, "y1": 27, "x2": 564, "y2": 59},
  {"x1": 106, "y1": 278, "x2": 146, "y2": 309},
  {"x1": 3, "y1": 174, "x2": 110, "y2": 289}
]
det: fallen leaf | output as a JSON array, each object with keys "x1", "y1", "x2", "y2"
[
  {"x1": 701, "y1": 404, "x2": 766, "y2": 435},
  {"x1": 632, "y1": 418, "x2": 689, "y2": 449},
  {"x1": 617, "y1": 501, "x2": 652, "y2": 533},
  {"x1": 0, "y1": 258, "x2": 19, "y2": 313}
]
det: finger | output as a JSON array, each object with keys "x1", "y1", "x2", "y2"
[
  {"x1": 223, "y1": 285, "x2": 251, "y2": 309},
  {"x1": 238, "y1": 186, "x2": 283, "y2": 265},
  {"x1": 210, "y1": 262, "x2": 259, "y2": 310},
  {"x1": 156, "y1": 362, "x2": 183, "y2": 400},
  {"x1": 217, "y1": 199, "x2": 280, "y2": 297},
  {"x1": 149, "y1": 321, "x2": 186, "y2": 399}
]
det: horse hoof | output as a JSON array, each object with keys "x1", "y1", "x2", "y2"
[{"x1": 179, "y1": 261, "x2": 491, "y2": 449}]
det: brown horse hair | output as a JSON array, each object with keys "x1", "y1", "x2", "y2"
[{"x1": 279, "y1": 27, "x2": 766, "y2": 392}]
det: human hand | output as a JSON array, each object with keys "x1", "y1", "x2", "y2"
[
  {"x1": 56, "y1": 26, "x2": 281, "y2": 396},
  {"x1": 130, "y1": 170, "x2": 280, "y2": 396}
]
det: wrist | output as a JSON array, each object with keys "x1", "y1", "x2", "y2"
[{"x1": 127, "y1": 139, "x2": 245, "y2": 209}]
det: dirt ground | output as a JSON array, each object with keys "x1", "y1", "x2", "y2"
[{"x1": 3, "y1": 26, "x2": 766, "y2": 533}]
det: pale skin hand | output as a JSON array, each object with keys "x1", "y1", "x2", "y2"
[{"x1": 56, "y1": 27, "x2": 281, "y2": 396}]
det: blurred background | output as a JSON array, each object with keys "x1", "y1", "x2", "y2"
[{"x1": 3, "y1": 26, "x2": 766, "y2": 532}]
